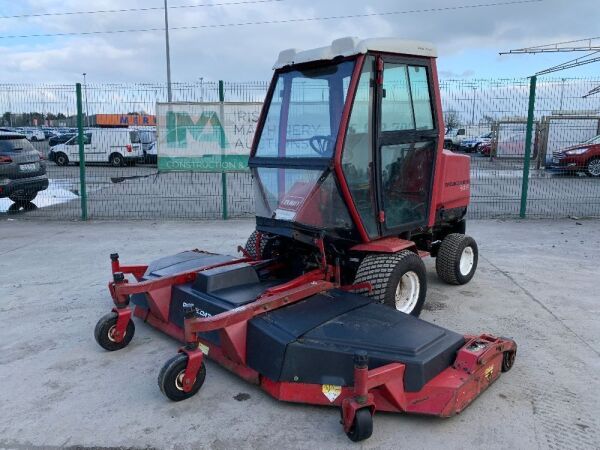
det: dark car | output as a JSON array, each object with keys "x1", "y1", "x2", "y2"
[
  {"x1": 49, "y1": 132, "x2": 75, "y2": 148},
  {"x1": 547, "y1": 135, "x2": 600, "y2": 177},
  {"x1": 0, "y1": 132, "x2": 49, "y2": 203}
]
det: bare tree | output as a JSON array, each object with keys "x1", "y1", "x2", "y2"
[{"x1": 444, "y1": 110, "x2": 461, "y2": 129}]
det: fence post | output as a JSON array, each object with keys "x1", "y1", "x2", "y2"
[
  {"x1": 519, "y1": 75, "x2": 537, "y2": 219},
  {"x1": 219, "y1": 80, "x2": 228, "y2": 220},
  {"x1": 75, "y1": 83, "x2": 88, "y2": 221}
]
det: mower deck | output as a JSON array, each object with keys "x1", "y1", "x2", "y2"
[{"x1": 99, "y1": 250, "x2": 516, "y2": 442}]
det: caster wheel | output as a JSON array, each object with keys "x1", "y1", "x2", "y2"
[
  {"x1": 501, "y1": 350, "x2": 516, "y2": 372},
  {"x1": 346, "y1": 408, "x2": 373, "y2": 442},
  {"x1": 94, "y1": 312, "x2": 135, "y2": 351},
  {"x1": 158, "y1": 353, "x2": 206, "y2": 402}
]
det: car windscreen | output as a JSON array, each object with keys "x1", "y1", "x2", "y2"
[
  {"x1": 138, "y1": 130, "x2": 156, "y2": 144},
  {"x1": 583, "y1": 135, "x2": 600, "y2": 145},
  {"x1": 0, "y1": 136, "x2": 35, "y2": 153},
  {"x1": 255, "y1": 60, "x2": 355, "y2": 158}
]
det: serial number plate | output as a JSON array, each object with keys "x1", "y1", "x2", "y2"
[{"x1": 20, "y1": 163, "x2": 37, "y2": 172}]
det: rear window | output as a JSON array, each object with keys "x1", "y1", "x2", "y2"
[
  {"x1": 0, "y1": 137, "x2": 35, "y2": 153},
  {"x1": 129, "y1": 131, "x2": 141, "y2": 144}
]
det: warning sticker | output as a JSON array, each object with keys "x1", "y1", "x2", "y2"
[
  {"x1": 322, "y1": 384, "x2": 342, "y2": 402},
  {"x1": 198, "y1": 342, "x2": 210, "y2": 355},
  {"x1": 484, "y1": 365, "x2": 494, "y2": 381}
]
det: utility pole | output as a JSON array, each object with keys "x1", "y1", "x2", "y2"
[
  {"x1": 164, "y1": 0, "x2": 173, "y2": 102},
  {"x1": 82, "y1": 73, "x2": 90, "y2": 127},
  {"x1": 471, "y1": 86, "x2": 478, "y2": 125},
  {"x1": 559, "y1": 78, "x2": 566, "y2": 112}
]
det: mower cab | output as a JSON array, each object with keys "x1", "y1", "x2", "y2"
[{"x1": 95, "y1": 37, "x2": 516, "y2": 443}]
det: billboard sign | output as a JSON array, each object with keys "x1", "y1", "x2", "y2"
[{"x1": 156, "y1": 102, "x2": 261, "y2": 172}]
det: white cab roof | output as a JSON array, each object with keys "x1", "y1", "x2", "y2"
[{"x1": 274, "y1": 37, "x2": 437, "y2": 69}]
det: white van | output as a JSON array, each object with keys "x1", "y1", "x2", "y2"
[{"x1": 50, "y1": 128, "x2": 143, "y2": 167}]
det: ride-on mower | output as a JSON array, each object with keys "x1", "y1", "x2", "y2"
[{"x1": 95, "y1": 37, "x2": 516, "y2": 442}]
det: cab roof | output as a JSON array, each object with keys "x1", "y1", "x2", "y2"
[{"x1": 274, "y1": 36, "x2": 437, "y2": 69}]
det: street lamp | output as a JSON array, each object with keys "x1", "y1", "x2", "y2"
[
  {"x1": 164, "y1": 0, "x2": 173, "y2": 102},
  {"x1": 82, "y1": 72, "x2": 90, "y2": 127},
  {"x1": 199, "y1": 77, "x2": 204, "y2": 102},
  {"x1": 559, "y1": 78, "x2": 566, "y2": 112}
]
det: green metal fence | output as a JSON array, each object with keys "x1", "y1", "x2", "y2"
[{"x1": 0, "y1": 78, "x2": 599, "y2": 220}]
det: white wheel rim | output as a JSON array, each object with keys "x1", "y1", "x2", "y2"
[
  {"x1": 459, "y1": 246, "x2": 475, "y2": 276},
  {"x1": 589, "y1": 160, "x2": 600, "y2": 176},
  {"x1": 107, "y1": 324, "x2": 126, "y2": 343},
  {"x1": 175, "y1": 370, "x2": 185, "y2": 391},
  {"x1": 394, "y1": 271, "x2": 420, "y2": 313}
]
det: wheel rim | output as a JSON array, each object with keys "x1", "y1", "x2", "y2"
[
  {"x1": 107, "y1": 324, "x2": 126, "y2": 343},
  {"x1": 394, "y1": 271, "x2": 420, "y2": 313},
  {"x1": 589, "y1": 159, "x2": 600, "y2": 176},
  {"x1": 459, "y1": 246, "x2": 475, "y2": 276},
  {"x1": 175, "y1": 370, "x2": 186, "y2": 391}
]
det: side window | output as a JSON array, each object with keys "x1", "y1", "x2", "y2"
[
  {"x1": 341, "y1": 56, "x2": 379, "y2": 237},
  {"x1": 408, "y1": 66, "x2": 433, "y2": 130},
  {"x1": 84, "y1": 133, "x2": 92, "y2": 145},
  {"x1": 458, "y1": 128, "x2": 465, "y2": 135},
  {"x1": 381, "y1": 63, "x2": 435, "y2": 132},
  {"x1": 381, "y1": 64, "x2": 414, "y2": 131}
]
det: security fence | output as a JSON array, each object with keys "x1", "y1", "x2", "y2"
[{"x1": 0, "y1": 77, "x2": 599, "y2": 221}]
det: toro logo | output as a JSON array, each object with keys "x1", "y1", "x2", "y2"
[{"x1": 280, "y1": 195, "x2": 303, "y2": 211}]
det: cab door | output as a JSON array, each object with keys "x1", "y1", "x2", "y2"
[{"x1": 374, "y1": 56, "x2": 438, "y2": 234}]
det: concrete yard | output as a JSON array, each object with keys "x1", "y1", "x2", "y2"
[{"x1": 0, "y1": 218, "x2": 599, "y2": 449}]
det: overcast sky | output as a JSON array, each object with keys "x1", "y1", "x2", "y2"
[{"x1": 0, "y1": 0, "x2": 598, "y2": 84}]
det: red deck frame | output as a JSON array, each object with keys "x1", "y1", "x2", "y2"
[{"x1": 105, "y1": 252, "x2": 516, "y2": 433}]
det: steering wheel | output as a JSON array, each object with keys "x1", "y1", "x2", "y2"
[{"x1": 309, "y1": 135, "x2": 334, "y2": 156}]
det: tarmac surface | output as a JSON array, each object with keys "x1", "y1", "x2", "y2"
[{"x1": 0, "y1": 219, "x2": 599, "y2": 449}]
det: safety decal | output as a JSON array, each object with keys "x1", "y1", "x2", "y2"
[
  {"x1": 198, "y1": 342, "x2": 210, "y2": 355},
  {"x1": 484, "y1": 365, "x2": 494, "y2": 381},
  {"x1": 322, "y1": 384, "x2": 342, "y2": 402}
]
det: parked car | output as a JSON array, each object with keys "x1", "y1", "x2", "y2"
[
  {"x1": 547, "y1": 134, "x2": 600, "y2": 177},
  {"x1": 0, "y1": 131, "x2": 49, "y2": 203},
  {"x1": 41, "y1": 127, "x2": 58, "y2": 139},
  {"x1": 459, "y1": 132, "x2": 493, "y2": 153},
  {"x1": 49, "y1": 128, "x2": 143, "y2": 167},
  {"x1": 49, "y1": 133, "x2": 75, "y2": 147},
  {"x1": 444, "y1": 127, "x2": 466, "y2": 149},
  {"x1": 15, "y1": 127, "x2": 46, "y2": 142}
]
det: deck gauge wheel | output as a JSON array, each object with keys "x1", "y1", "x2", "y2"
[
  {"x1": 94, "y1": 312, "x2": 135, "y2": 351},
  {"x1": 345, "y1": 408, "x2": 373, "y2": 442},
  {"x1": 502, "y1": 350, "x2": 516, "y2": 372},
  {"x1": 158, "y1": 353, "x2": 206, "y2": 402}
]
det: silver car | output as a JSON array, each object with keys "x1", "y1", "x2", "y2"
[{"x1": 0, "y1": 131, "x2": 49, "y2": 203}]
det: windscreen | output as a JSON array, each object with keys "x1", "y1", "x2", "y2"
[
  {"x1": 255, "y1": 60, "x2": 355, "y2": 159},
  {"x1": 253, "y1": 167, "x2": 355, "y2": 235}
]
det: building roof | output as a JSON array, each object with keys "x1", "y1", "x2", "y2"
[{"x1": 274, "y1": 37, "x2": 437, "y2": 69}]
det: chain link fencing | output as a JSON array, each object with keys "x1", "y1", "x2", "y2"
[{"x1": 0, "y1": 78, "x2": 598, "y2": 220}]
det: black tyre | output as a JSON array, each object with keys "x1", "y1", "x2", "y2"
[
  {"x1": 346, "y1": 408, "x2": 373, "y2": 442},
  {"x1": 585, "y1": 157, "x2": 600, "y2": 177},
  {"x1": 110, "y1": 153, "x2": 125, "y2": 167},
  {"x1": 158, "y1": 353, "x2": 206, "y2": 402},
  {"x1": 9, "y1": 191, "x2": 38, "y2": 203},
  {"x1": 501, "y1": 350, "x2": 516, "y2": 372},
  {"x1": 94, "y1": 312, "x2": 135, "y2": 351},
  {"x1": 55, "y1": 152, "x2": 69, "y2": 166},
  {"x1": 436, "y1": 233, "x2": 478, "y2": 285},
  {"x1": 244, "y1": 230, "x2": 272, "y2": 259},
  {"x1": 354, "y1": 250, "x2": 427, "y2": 316}
]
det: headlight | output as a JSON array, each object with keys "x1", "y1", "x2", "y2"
[{"x1": 565, "y1": 147, "x2": 588, "y2": 155}]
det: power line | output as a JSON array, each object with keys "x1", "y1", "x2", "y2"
[
  {"x1": 500, "y1": 36, "x2": 600, "y2": 54},
  {"x1": 0, "y1": 0, "x2": 544, "y2": 40},
  {"x1": 0, "y1": 0, "x2": 284, "y2": 20}
]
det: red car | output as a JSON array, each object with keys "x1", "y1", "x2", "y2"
[
  {"x1": 548, "y1": 135, "x2": 600, "y2": 177},
  {"x1": 478, "y1": 142, "x2": 492, "y2": 156}
]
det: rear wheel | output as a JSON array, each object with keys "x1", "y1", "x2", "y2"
[
  {"x1": 9, "y1": 191, "x2": 37, "y2": 203},
  {"x1": 110, "y1": 153, "x2": 125, "y2": 167},
  {"x1": 55, "y1": 152, "x2": 69, "y2": 166},
  {"x1": 354, "y1": 250, "x2": 427, "y2": 316},
  {"x1": 436, "y1": 234, "x2": 478, "y2": 285},
  {"x1": 94, "y1": 312, "x2": 135, "y2": 351},
  {"x1": 586, "y1": 157, "x2": 600, "y2": 177}
]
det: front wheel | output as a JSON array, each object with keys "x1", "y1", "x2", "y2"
[
  {"x1": 55, "y1": 152, "x2": 69, "y2": 166},
  {"x1": 158, "y1": 353, "x2": 206, "y2": 401},
  {"x1": 586, "y1": 158, "x2": 600, "y2": 177},
  {"x1": 345, "y1": 408, "x2": 373, "y2": 442},
  {"x1": 9, "y1": 191, "x2": 38, "y2": 203},
  {"x1": 436, "y1": 234, "x2": 478, "y2": 285},
  {"x1": 354, "y1": 250, "x2": 427, "y2": 316}
]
